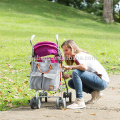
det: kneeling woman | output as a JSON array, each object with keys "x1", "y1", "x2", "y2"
[{"x1": 61, "y1": 40, "x2": 109, "y2": 109}]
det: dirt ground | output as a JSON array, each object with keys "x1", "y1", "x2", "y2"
[{"x1": 0, "y1": 73, "x2": 120, "y2": 120}]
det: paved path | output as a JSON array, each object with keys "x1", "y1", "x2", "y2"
[{"x1": 0, "y1": 73, "x2": 120, "y2": 120}]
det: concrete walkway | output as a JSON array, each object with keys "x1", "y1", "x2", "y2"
[{"x1": 0, "y1": 73, "x2": 120, "y2": 120}]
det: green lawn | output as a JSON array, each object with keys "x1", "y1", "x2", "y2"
[{"x1": 0, "y1": 0, "x2": 120, "y2": 111}]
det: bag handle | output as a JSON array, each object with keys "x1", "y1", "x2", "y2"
[{"x1": 36, "y1": 64, "x2": 52, "y2": 74}]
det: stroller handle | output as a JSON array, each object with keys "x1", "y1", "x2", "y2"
[
  {"x1": 55, "y1": 34, "x2": 59, "y2": 46},
  {"x1": 55, "y1": 34, "x2": 61, "y2": 57},
  {"x1": 30, "y1": 34, "x2": 35, "y2": 47},
  {"x1": 36, "y1": 64, "x2": 52, "y2": 74},
  {"x1": 55, "y1": 34, "x2": 58, "y2": 43}
]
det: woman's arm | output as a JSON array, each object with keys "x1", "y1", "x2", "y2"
[{"x1": 63, "y1": 64, "x2": 87, "y2": 71}]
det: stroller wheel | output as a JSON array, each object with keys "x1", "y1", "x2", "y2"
[
  {"x1": 30, "y1": 97, "x2": 36, "y2": 109},
  {"x1": 69, "y1": 92, "x2": 72, "y2": 103},
  {"x1": 63, "y1": 92, "x2": 66, "y2": 98},
  {"x1": 39, "y1": 92, "x2": 42, "y2": 102},
  {"x1": 56, "y1": 98, "x2": 60, "y2": 108},
  {"x1": 44, "y1": 92, "x2": 48, "y2": 102},
  {"x1": 62, "y1": 98, "x2": 66, "y2": 109},
  {"x1": 36, "y1": 97, "x2": 41, "y2": 109}
]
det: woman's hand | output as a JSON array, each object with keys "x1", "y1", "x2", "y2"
[
  {"x1": 62, "y1": 64, "x2": 87, "y2": 71},
  {"x1": 62, "y1": 74, "x2": 70, "y2": 79},
  {"x1": 62, "y1": 65, "x2": 70, "y2": 70}
]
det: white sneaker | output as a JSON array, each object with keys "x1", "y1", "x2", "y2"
[
  {"x1": 86, "y1": 91, "x2": 103, "y2": 104},
  {"x1": 67, "y1": 98, "x2": 86, "y2": 109}
]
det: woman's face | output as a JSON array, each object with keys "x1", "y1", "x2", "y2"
[{"x1": 62, "y1": 45, "x2": 73, "y2": 57}]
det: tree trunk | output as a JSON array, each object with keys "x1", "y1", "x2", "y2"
[{"x1": 103, "y1": 0, "x2": 114, "y2": 23}]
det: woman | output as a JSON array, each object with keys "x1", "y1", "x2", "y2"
[{"x1": 61, "y1": 40, "x2": 109, "y2": 109}]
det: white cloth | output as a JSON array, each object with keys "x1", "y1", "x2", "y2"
[{"x1": 75, "y1": 52, "x2": 109, "y2": 82}]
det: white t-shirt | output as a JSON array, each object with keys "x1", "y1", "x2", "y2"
[{"x1": 75, "y1": 52, "x2": 109, "y2": 82}]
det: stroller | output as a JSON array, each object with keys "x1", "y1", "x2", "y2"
[{"x1": 29, "y1": 34, "x2": 72, "y2": 109}]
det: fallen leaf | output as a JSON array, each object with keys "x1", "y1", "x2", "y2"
[
  {"x1": 13, "y1": 86, "x2": 17, "y2": 89},
  {"x1": 14, "y1": 96, "x2": 19, "y2": 99},
  {"x1": 111, "y1": 67, "x2": 116, "y2": 70},
  {"x1": 61, "y1": 108, "x2": 67, "y2": 110},
  {"x1": 100, "y1": 53, "x2": 105, "y2": 55},
  {"x1": 90, "y1": 113, "x2": 96, "y2": 115},
  {"x1": 43, "y1": 115, "x2": 50, "y2": 117},
  {"x1": 17, "y1": 88, "x2": 22, "y2": 92},
  {"x1": 8, "y1": 99, "x2": 12, "y2": 102},
  {"x1": 17, "y1": 102, "x2": 22, "y2": 105},
  {"x1": 24, "y1": 81, "x2": 28, "y2": 84},
  {"x1": 3, "y1": 77, "x2": 9, "y2": 80},
  {"x1": 5, "y1": 103, "x2": 13, "y2": 107},
  {"x1": 0, "y1": 91, "x2": 2, "y2": 96},
  {"x1": 112, "y1": 87, "x2": 115, "y2": 90},
  {"x1": 75, "y1": 110, "x2": 82, "y2": 113},
  {"x1": 22, "y1": 83, "x2": 25, "y2": 85},
  {"x1": 22, "y1": 93, "x2": 28, "y2": 96}
]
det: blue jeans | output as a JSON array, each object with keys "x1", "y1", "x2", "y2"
[{"x1": 68, "y1": 69, "x2": 109, "y2": 99}]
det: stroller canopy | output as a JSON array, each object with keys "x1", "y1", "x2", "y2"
[{"x1": 34, "y1": 41, "x2": 62, "y2": 58}]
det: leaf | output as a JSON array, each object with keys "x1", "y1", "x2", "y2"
[
  {"x1": 22, "y1": 82, "x2": 25, "y2": 85},
  {"x1": 43, "y1": 115, "x2": 50, "y2": 117},
  {"x1": 8, "y1": 99, "x2": 12, "y2": 102},
  {"x1": 90, "y1": 113, "x2": 96, "y2": 115},
  {"x1": 0, "y1": 91, "x2": 2, "y2": 96},
  {"x1": 17, "y1": 102, "x2": 22, "y2": 105},
  {"x1": 74, "y1": 110, "x2": 82, "y2": 113},
  {"x1": 14, "y1": 96, "x2": 19, "y2": 99},
  {"x1": 17, "y1": 88, "x2": 22, "y2": 92},
  {"x1": 3, "y1": 77, "x2": 9, "y2": 80},
  {"x1": 22, "y1": 93, "x2": 28, "y2": 96},
  {"x1": 61, "y1": 108, "x2": 67, "y2": 110},
  {"x1": 24, "y1": 81, "x2": 28, "y2": 84},
  {"x1": 5, "y1": 103, "x2": 13, "y2": 108},
  {"x1": 111, "y1": 67, "x2": 116, "y2": 70},
  {"x1": 100, "y1": 53, "x2": 105, "y2": 55},
  {"x1": 112, "y1": 87, "x2": 115, "y2": 90}
]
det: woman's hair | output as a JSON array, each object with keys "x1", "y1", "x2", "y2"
[{"x1": 61, "y1": 39, "x2": 88, "y2": 65}]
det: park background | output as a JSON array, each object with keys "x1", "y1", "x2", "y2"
[{"x1": 0, "y1": 0, "x2": 120, "y2": 111}]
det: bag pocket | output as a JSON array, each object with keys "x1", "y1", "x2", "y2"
[
  {"x1": 42, "y1": 73, "x2": 60, "y2": 90},
  {"x1": 30, "y1": 72, "x2": 60, "y2": 90},
  {"x1": 30, "y1": 75, "x2": 43, "y2": 90}
]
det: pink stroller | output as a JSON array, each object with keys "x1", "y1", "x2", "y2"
[{"x1": 29, "y1": 35, "x2": 72, "y2": 109}]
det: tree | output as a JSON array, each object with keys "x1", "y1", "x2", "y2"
[
  {"x1": 103, "y1": 0, "x2": 114, "y2": 23},
  {"x1": 113, "y1": 0, "x2": 120, "y2": 23}
]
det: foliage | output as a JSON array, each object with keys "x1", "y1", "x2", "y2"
[
  {"x1": 85, "y1": 0, "x2": 95, "y2": 8},
  {"x1": 51, "y1": 0, "x2": 103, "y2": 15},
  {"x1": 113, "y1": 0, "x2": 120, "y2": 22},
  {"x1": 83, "y1": 1, "x2": 103, "y2": 16},
  {"x1": 51, "y1": 0, "x2": 120, "y2": 22},
  {"x1": 57, "y1": 0, "x2": 71, "y2": 6}
]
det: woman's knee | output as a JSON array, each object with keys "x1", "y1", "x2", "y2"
[
  {"x1": 68, "y1": 79, "x2": 74, "y2": 89},
  {"x1": 72, "y1": 69, "x2": 83, "y2": 77},
  {"x1": 100, "y1": 82, "x2": 108, "y2": 90}
]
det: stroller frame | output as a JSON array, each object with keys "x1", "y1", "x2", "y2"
[{"x1": 29, "y1": 34, "x2": 72, "y2": 109}]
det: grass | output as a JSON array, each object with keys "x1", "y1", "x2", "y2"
[{"x1": 0, "y1": 0, "x2": 120, "y2": 111}]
